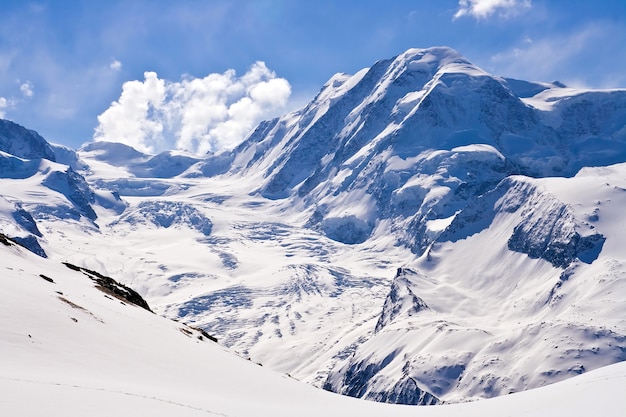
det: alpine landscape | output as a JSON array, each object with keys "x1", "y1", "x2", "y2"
[
  {"x1": 0, "y1": 0, "x2": 626, "y2": 417},
  {"x1": 1, "y1": 1, "x2": 625, "y2": 416}
]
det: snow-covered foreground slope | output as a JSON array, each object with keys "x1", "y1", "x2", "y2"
[{"x1": 1, "y1": 238, "x2": 625, "y2": 417}]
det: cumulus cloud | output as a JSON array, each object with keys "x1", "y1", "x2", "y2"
[
  {"x1": 110, "y1": 59, "x2": 122, "y2": 71},
  {"x1": 20, "y1": 81, "x2": 34, "y2": 97},
  {"x1": 454, "y1": 0, "x2": 531, "y2": 20},
  {"x1": 94, "y1": 62, "x2": 291, "y2": 155}
]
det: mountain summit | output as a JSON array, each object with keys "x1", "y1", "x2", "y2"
[{"x1": 205, "y1": 46, "x2": 625, "y2": 251}]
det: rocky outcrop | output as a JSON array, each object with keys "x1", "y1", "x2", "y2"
[
  {"x1": 62, "y1": 262, "x2": 152, "y2": 312},
  {"x1": 375, "y1": 268, "x2": 429, "y2": 332}
]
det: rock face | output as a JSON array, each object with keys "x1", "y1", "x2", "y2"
[
  {"x1": 439, "y1": 177, "x2": 606, "y2": 267},
  {"x1": 323, "y1": 348, "x2": 440, "y2": 406},
  {"x1": 323, "y1": 170, "x2": 626, "y2": 404},
  {"x1": 375, "y1": 268, "x2": 429, "y2": 333},
  {"x1": 62, "y1": 262, "x2": 153, "y2": 312}
]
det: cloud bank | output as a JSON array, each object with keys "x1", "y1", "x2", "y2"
[
  {"x1": 94, "y1": 62, "x2": 291, "y2": 155},
  {"x1": 454, "y1": 0, "x2": 531, "y2": 20}
]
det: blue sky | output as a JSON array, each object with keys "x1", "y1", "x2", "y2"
[{"x1": 1, "y1": 0, "x2": 625, "y2": 153}]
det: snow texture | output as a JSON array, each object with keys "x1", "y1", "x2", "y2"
[{"x1": 1, "y1": 46, "x2": 625, "y2": 410}]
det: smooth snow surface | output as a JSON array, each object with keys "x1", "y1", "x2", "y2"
[{"x1": 1, "y1": 240, "x2": 624, "y2": 417}]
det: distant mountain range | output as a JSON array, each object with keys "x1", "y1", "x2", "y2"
[{"x1": 0, "y1": 46, "x2": 625, "y2": 406}]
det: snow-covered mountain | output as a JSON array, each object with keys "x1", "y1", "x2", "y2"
[{"x1": 1, "y1": 46, "x2": 625, "y2": 410}]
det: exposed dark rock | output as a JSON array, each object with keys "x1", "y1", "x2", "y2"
[
  {"x1": 375, "y1": 268, "x2": 429, "y2": 332},
  {"x1": 367, "y1": 376, "x2": 439, "y2": 405},
  {"x1": 39, "y1": 274, "x2": 54, "y2": 283},
  {"x1": 507, "y1": 205, "x2": 606, "y2": 268},
  {"x1": 62, "y1": 262, "x2": 152, "y2": 312},
  {"x1": 323, "y1": 349, "x2": 440, "y2": 405}
]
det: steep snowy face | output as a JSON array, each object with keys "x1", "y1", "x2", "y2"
[
  {"x1": 325, "y1": 165, "x2": 626, "y2": 404},
  {"x1": 0, "y1": 133, "x2": 124, "y2": 258},
  {"x1": 216, "y1": 47, "x2": 625, "y2": 250},
  {"x1": 0, "y1": 119, "x2": 57, "y2": 161}
]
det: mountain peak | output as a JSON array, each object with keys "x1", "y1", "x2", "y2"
[
  {"x1": 0, "y1": 119, "x2": 56, "y2": 161},
  {"x1": 389, "y1": 46, "x2": 483, "y2": 78}
]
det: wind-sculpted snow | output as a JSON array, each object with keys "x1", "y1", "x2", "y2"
[{"x1": 114, "y1": 200, "x2": 212, "y2": 236}]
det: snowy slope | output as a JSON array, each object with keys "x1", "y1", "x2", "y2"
[
  {"x1": 1, "y1": 46, "x2": 625, "y2": 407},
  {"x1": 1, "y1": 237, "x2": 625, "y2": 417},
  {"x1": 325, "y1": 164, "x2": 626, "y2": 403}
]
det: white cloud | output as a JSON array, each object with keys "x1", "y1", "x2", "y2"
[
  {"x1": 20, "y1": 81, "x2": 34, "y2": 97},
  {"x1": 0, "y1": 96, "x2": 7, "y2": 118},
  {"x1": 94, "y1": 62, "x2": 291, "y2": 155},
  {"x1": 94, "y1": 71, "x2": 166, "y2": 154},
  {"x1": 454, "y1": 0, "x2": 531, "y2": 20},
  {"x1": 110, "y1": 59, "x2": 122, "y2": 71}
]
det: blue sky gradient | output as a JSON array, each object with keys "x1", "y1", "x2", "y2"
[{"x1": 1, "y1": 0, "x2": 625, "y2": 152}]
